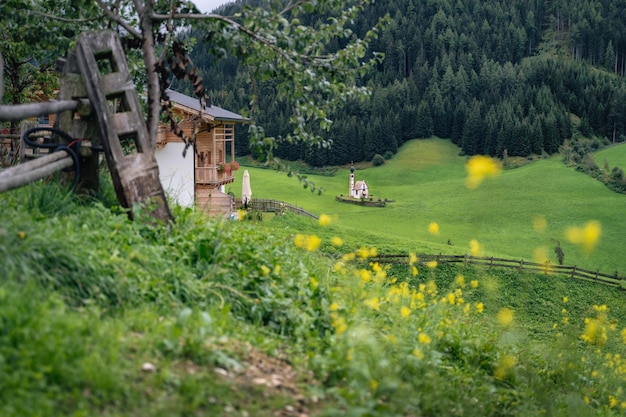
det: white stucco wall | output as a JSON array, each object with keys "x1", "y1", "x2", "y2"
[{"x1": 155, "y1": 142, "x2": 195, "y2": 207}]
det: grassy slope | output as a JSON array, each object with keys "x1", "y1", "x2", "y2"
[
  {"x1": 2, "y1": 175, "x2": 626, "y2": 416},
  {"x1": 595, "y1": 142, "x2": 626, "y2": 171},
  {"x1": 233, "y1": 138, "x2": 626, "y2": 274}
]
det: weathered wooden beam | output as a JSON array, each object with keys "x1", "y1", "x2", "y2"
[
  {"x1": 0, "y1": 100, "x2": 80, "y2": 122},
  {"x1": 75, "y1": 30, "x2": 172, "y2": 223},
  {"x1": 0, "y1": 151, "x2": 73, "y2": 193}
]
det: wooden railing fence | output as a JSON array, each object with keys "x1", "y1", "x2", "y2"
[
  {"x1": 235, "y1": 198, "x2": 319, "y2": 219},
  {"x1": 371, "y1": 253, "x2": 625, "y2": 289}
]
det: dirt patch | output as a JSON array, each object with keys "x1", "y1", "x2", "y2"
[{"x1": 213, "y1": 342, "x2": 320, "y2": 417}]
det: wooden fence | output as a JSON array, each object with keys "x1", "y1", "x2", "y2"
[
  {"x1": 371, "y1": 253, "x2": 625, "y2": 289},
  {"x1": 235, "y1": 198, "x2": 319, "y2": 219}
]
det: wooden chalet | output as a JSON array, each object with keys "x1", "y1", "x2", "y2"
[{"x1": 155, "y1": 89, "x2": 249, "y2": 217}]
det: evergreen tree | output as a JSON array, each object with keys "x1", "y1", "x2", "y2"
[{"x1": 415, "y1": 99, "x2": 434, "y2": 138}]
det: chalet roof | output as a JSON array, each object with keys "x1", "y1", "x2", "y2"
[{"x1": 165, "y1": 89, "x2": 249, "y2": 123}]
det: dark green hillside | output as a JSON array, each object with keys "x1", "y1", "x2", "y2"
[{"x1": 185, "y1": 0, "x2": 626, "y2": 165}]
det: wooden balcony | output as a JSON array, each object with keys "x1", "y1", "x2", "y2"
[{"x1": 195, "y1": 167, "x2": 234, "y2": 186}]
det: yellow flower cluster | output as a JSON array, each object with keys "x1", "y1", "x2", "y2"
[
  {"x1": 494, "y1": 354, "x2": 517, "y2": 380},
  {"x1": 565, "y1": 220, "x2": 602, "y2": 252},
  {"x1": 294, "y1": 233, "x2": 321, "y2": 251},
  {"x1": 469, "y1": 239, "x2": 482, "y2": 257},
  {"x1": 465, "y1": 155, "x2": 502, "y2": 189},
  {"x1": 318, "y1": 213, "x2": 332, "y2": 227},
  {"x1": 497, "y1": 307, "x2": 514, "y2": 328},
  {"x1": 581, "y1": 305, "x2": 610, "y2": 346}
]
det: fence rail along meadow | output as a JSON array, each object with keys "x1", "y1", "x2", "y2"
[{"x1": 371, "y1": 253, "x2": 625, "y2": 289}]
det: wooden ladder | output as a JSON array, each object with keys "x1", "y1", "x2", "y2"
[{"x1": 75, "y1": 30, "x2": 172, "y2": 222}]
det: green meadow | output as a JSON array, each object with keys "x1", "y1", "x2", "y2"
[
  {"x1": 595, "y1": 142, "x2": 626, "y2": 172},
  {"x1": 3, "y1": 141, "x2": 626, "y2": 416},
  {"x1": 231, "y1": 138, "x2": 626, "y2": 275}
]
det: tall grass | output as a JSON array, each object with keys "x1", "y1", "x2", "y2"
[{"x1": 2, "y1": 158, "x2": 626, "y2": 416}]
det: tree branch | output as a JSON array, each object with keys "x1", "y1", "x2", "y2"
[
  {"x1": 94, "y1": 0, "x2": 142, "y2": 39},
  {"x1": 151, "y1": 12, "x2": 333, "y2": 67},
  {"x1": 26, "y1": 10, "x2": 102, "y2": 24}
]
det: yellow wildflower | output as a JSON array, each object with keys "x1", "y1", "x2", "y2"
[
  {"x1": 469, "y1": 239, "x2": 482, "y2": 256},
  {"x1": 446, "y1": 293, "x2": 456, "y2": 305},
  {"x1": 426, "y1": 260, "x2": 438, "y2": 269},
  {"x1": 621, "y1": 328, "x2": 626, "y2": 344},
  {"x1": 309, "y1": 277, "x2": 319, "y2": 289},
  {"x1": 369, "y1": 379, "x2": 379, "y2": 390},
  {"x1": 428, "y1": 222, "x2": 440, "y2": 235},
  {"x1": 494, "y1": 354, "x2": 516, "y2": 380},
  {"x1": 609, "y1": 395, "x2": 618, "y2": 409},
  {"x1": 331, "y1": 236, "x2": 343, "y2": 247},
  {"x1": 359, "y1": 268, "x2": 372, "y2": 283},
  {"x1": 465, "y1": 155, "x2": 502, "y2": 189},
  {"x1": 318, "y1": 213, "x2": 332, "y2": 227},
  {"x1": 426, "y1": 280, "x2": 438, "y2": 296},
  {"x1": 237, "y1": 209, "x2": 247, "y2": 220},
  {"x1": 454, "y1": 274, "x2": 466, "y2": 288},
  {"x1": 329, "y1": 302, "x2": 340, "y2": 311},
  {"x1": 260, "y1": 265, "x2": 271, "y2": 276},
  {"x1": 18, "y1": 231, "x2": 25, "y2": 239},
  {"x1": 400, "y1": 306, "x2": 411, "y2": 318},
  {"x1": 356, "y1": 246, "x2": 371, "y2": 259},
  {"x1": 411, "y1": 266, "x2": 419, "y2": 276},
  {"x1": 470, "y1": 280, "x2": 479, "y2": 289},
  {"x1": 562, "y1": 296, "x2": 568, "y2": 303},
  {"x1": 294, "y1": 234, "x2": 306, "y2": 248},
  {"x1": 412, "y1": 348, "x2": 424, "y2": 360},
  {"x1": 497, "y1": 307, "x2": 514, "y2": 327},
  {"x1": 364, "y1": 297, "x2": 380, "y2": 311},
  {"x1": 305, "y1": 235, "x2": 321, "y2": 251},
  {"x1": 409, "y1": 252, "x2": 418, "y2": 265},
  {"x1": 418, "y1": 333, "x2": 432, "y2": 345},
  {"x1": 581, "y1": 317, "x2": 608, "y2": 346},
  {"x1": 565, "y1": 220, "x2": 601, "y2": 252},
  {"x1": 332, "y1": 316, "x2": 347, "y2": 336},
  {"x1": 342, "y1": 252, "x2": 356, "y2": 262},
  {"x1": 371, "y1": 262, "x2": 383, "y2": 272}
]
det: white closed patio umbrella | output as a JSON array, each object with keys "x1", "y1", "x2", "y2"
[{"x1": 242, "y1": 169, "x2": 252, "y2": 208}]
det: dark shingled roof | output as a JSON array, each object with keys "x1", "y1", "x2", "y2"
[{"x1": 165, "y1": 89, "x2": 249, "y2": 123}]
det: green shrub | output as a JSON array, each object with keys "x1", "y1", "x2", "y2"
[{"x1": 372, "y1": 153, "x2": 385, "y2": 166}]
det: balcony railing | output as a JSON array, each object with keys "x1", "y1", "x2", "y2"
[{"x1": 196, "y1": 167, "x2": 234, "y2": 185}]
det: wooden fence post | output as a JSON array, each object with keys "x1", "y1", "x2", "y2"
[{"x1": 55, "y1": 52, "x2": 100, "y2": 195}]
